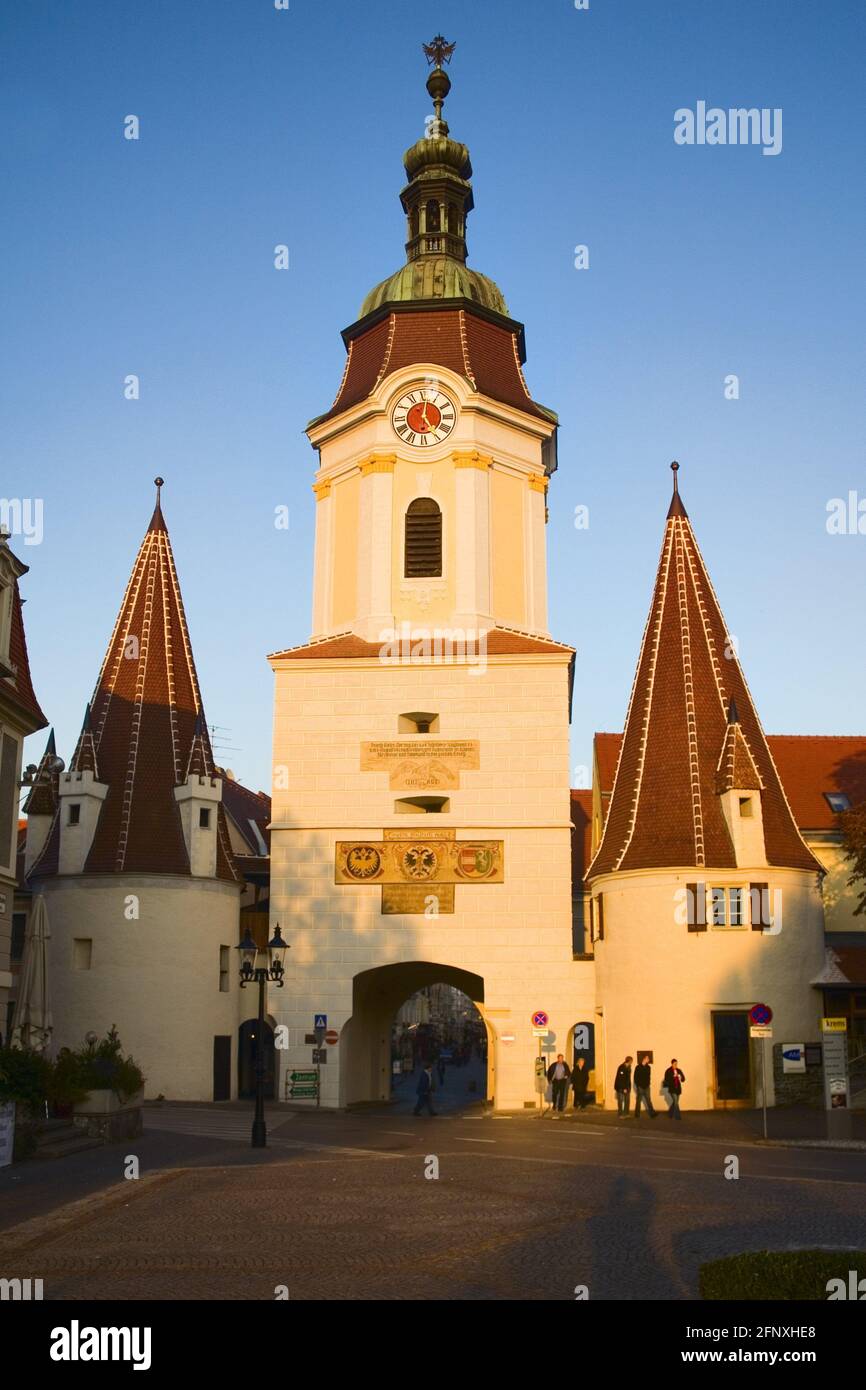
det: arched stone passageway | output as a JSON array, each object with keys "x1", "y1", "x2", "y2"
[{"x1": 342, "y1": 961, "x2": 493, "y2": 1107}]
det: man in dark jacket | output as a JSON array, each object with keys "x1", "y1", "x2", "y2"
[
  {"x1": 546, "y1": 1055, "x2": 571, "y2": 1113},
  {"x1": 633, "y1": 1055, "x2": 657, "y2": 1119},
  {"x1": 663, "y1": 1059, "x2": 685, "y2": 1118},
  {"x1": 571, "y1": 1056, "x2": 591, "y2": 1110},
  {"x1": 614, "y1": 1055, "x2": 633, "y2": 1116},
  {"x1": 413, "y1": 1064, "x2": 437, "y2": 1116}
]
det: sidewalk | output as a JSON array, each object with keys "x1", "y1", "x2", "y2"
[{"x1": 511, "y1": 1100, "x2": 866, "y2": 1147}]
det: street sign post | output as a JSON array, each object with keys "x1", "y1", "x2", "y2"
[
  {"x1": 325, "y1": 1029, "x2": 339, "y2": 1045},
  {"x1": 748, "y1": 1006, "x2": 773, "y2": 1138},
  {"x1": 822, "y1": 1018, "x2": 851, "y2": 1139},
  {"x1": 290, "y1": 1069, "x2": 320, "y2": 1102}
]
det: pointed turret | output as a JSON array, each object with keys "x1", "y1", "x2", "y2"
[
  {"x1": 22, "y1": 728, "x2": 59, "y2": 817},
  {"x1": 30, "y1": 481, "x2": 238, "y2": 881},
  {"x1": 588, "y1": 464, "x2": 821, "y2": 877},
  {"x1": 70, "y1": 703, "x2": 99, "y2": 776}
]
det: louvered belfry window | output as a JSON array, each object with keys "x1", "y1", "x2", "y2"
[{"x1": 405, "y1": 498, "x2": 442, "y2": 578}]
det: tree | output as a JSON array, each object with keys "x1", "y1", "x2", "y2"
[{"x1": 840, "y1": 803, "x2": 866, "y2": 916}]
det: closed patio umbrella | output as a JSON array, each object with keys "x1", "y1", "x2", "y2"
[{"x1": 11, "y1": 894, "x2": 53, "y2": 1054}]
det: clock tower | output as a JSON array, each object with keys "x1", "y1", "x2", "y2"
[
  {"x1": 306, "y1": 41, "x2": 559, "y2": 645},
  {"x1": 268, "y1": 40, "x2": 588, "y2": 1112}
]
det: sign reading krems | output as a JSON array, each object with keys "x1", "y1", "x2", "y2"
[
  {"x1": 336, "y1": 828, "x2": 503, "y2": 915},
  {"x1": 360, "y1": 739, "x2": 480, "y2": 791}
]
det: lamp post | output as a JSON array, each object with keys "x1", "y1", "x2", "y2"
[{"x1": 237, "y1": 924, "x2": 289, "y2": 1148}]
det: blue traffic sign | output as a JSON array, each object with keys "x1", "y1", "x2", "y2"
[{"x1": 314, "y1": 1014, "x2": 327, "y2": 1028}]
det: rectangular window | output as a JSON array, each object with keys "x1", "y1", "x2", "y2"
[
  {"x1": 199, "y1": 807, "x2": 211, "y2": 829},
  {"x1": 219, "y1": 945, "x2": 230, "y2": 992},
  {"x1": 68, "y1": 803, "x2": 81, "y2": 826},
  {"x1": 11, "y1": 912, "x2": 26, "y2": 961},
  {"x1": 73, "y1": 938, "x2": 92, "y2": 970},
  {"x1": 711, "y1": 887, "x2": 727, "y2": 926},
  {"x1": 729, "y1": 888, "x2": 744, "y2": 926}
]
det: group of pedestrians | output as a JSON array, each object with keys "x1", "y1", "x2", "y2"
[
  {"x1": 614, "y1": 1055, "x2": 686, "y2": 1118},
  {"x1": 545, "y1": 1054, "x2": 592, "y2": 1112}
]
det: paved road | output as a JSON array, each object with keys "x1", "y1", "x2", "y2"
[{"x1": 3, "y1": 1102, "x2": 865, "y2": 1300}]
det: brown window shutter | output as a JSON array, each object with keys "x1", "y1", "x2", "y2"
[
  {"x1": 589, "y1": 897, "x2": 595, "y2": 942},
  {"x1": 750, "y1": 882, "x2": 769, "y2": 930},
  {"x1": 687, "y1": 882, "x2": 707, "y2": 932},
  {"x1": 404, "y1": 498, "x2": 442, "y2": 577},
  {"x1": 597, "y1": 893, "x2": 605, "y2": 941}
]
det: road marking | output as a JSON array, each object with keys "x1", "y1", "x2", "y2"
[
  {"x1": 455, "y1": 1137, "x2": 496, "y2": 1144},
  {"x1": 384, "y1": 1131, "x2": 415, "y2": 1137}
]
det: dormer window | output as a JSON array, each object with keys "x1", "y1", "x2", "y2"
[
  {"x1": 824, "y1": 792, "x2": 851, "y2": 814},
  {"x1": 68, "y1": 803, "x2": 81, "y2": 826},
  {"x1": 199, "y1": 807, "x2": 211, "y2": 829},
  {"x1": 739, "y1": 797, "x2": 754, "y2": 818}
]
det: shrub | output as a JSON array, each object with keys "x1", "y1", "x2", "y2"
[
  {"x1": 0, "y1": 1045, "x2": 53, "y2": 1113},
  {"x1": 53, "y1": 1026, "x2": 145, "y2": 1103},
  {"x1": 700, "y1": 1249, "x2": 866, "y2": 1300}
]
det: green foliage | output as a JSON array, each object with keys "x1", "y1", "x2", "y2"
[
  {"x1": 0, "y1": 1045, "x2": 53, "y2": 1112},
  {"x1": 700, "y1": 1249, "x2": 866, "y2": 1300},
  {"x1": 0, "y1": 1027, "x2": 145, "y2": 1116},
  {"x1": 53, "y1": 1026, "x2": 145, "y2": 1103},
  {"x1": 840, "y1": 802, "x2": 866, "y2": 916}
]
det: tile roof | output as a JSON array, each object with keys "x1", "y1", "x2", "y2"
[
  {"x1": 570, "y1": 789, "x2": 593, "y2": 890},
  {"x1": 588, "y1": 470, "x2": 821, "y2": 878},
  {"x1": 594, "y1": 732, "x2": 866, "y2": 836},
  {"x1": 29, "y1": 487, "x2": 238, "y2": 883},
  {"x1": 4, "y1": 570, "x2": 48, "y2": 731},
  {"x1": 269, "y1": 628, "x2": 574, "y2": 661},
  {"x1": 314, "y1": 303, "x2": 552, "y2": 426},
  {"x1": 221, "y1": 774, "x2": 271, "y2": 855}
]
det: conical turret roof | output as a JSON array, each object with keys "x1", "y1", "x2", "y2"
[
  {"x1": 588, "y1": 466, "x2": 822, "y2": 877},
  {"x1": 30, "y1": 481, "x2": 238, "y2": 881}
]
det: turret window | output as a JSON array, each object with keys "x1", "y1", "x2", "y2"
[
  {"x1": 404, "y1": 498, "x2": 442, "y2": 578},
  {"x1": 199, "y1": 807, "x2": 211, "y2": 829}
]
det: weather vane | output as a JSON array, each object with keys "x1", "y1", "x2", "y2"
[{"x1": 423, "y1": 35, "x2": 456, "y2": 69}]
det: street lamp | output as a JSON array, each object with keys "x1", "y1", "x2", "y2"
[{"x1": 237, "y1": 924, "x2": 289, "y2": 1148}]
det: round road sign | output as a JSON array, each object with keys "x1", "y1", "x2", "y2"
[
  {"x1": 325, "y1": 1029, "x2": 339, "y2": 1045},
  {"x1": 531, "y1": 1011, "x2": 549, "y2": 1029},
  {"x1": 749, "y1": 1003, "x2": 773, "y2": 1026}
]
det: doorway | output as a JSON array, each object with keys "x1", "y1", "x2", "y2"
[
  {"x1": 213, "y1": 1035, "x2": 231, "y2": 1101},
  {"x1": 712, "y1": 1011, "x2": 753, "y2": 1107}
]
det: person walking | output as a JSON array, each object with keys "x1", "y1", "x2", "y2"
[
  {"x1": 413, "y1": 1064, "x2": 437, "y2": 1116},
  {"x1": 571, "y1": 1055, "x2": 591, "y2": 1111},
  {"x1": 614, "y1": 1055, "x2": 633, "y2": 1117},
  {"x1": 663, "y1": 1059, "x2": 686, "y2": 1119},
  {"x1": 546, "y1": 1054, "x2": 571, "y2": 1114},
  {"x1": 633, "y1": 1054, "x2": 657, "y2": 1119}
]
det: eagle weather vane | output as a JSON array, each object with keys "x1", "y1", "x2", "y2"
[{"x1": 423, "y1": 35, "x2": 456, "y2": 68}]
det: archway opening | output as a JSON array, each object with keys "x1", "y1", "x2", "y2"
[
  {"x1": 392, "y1": 984, "x2": 488, "y2": 1113},
  {"x1": 343, "y1": 961, "x2": 492, "y2": 1109}
]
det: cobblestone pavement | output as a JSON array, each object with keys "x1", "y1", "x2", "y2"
[{"x1": 3, "y1": 1106, "x2": 866, "y2": 1300}]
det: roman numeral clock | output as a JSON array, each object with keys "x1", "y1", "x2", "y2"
[{"x1": 391, "y1": 387, "x2": 456, "y2": 447}]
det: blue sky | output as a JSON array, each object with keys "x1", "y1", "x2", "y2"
[{"x1": 5, "y1": 0, "x2": 865, "y2": 796}]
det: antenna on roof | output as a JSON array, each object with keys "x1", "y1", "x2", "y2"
[{"x1": 671, "y1": 460, "x2": 679, "y2": 493}]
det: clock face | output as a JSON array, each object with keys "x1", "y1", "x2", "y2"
[{"x1": 392, "y1": 388, "x2": 456, "y2": 447}]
